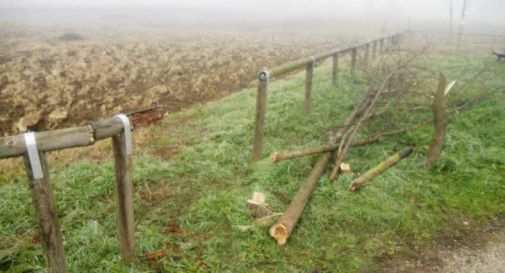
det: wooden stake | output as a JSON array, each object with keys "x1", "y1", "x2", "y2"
[
  {"x1": 24, "y1": 152, "x2": 68, "y2": 273},
  {"x1": 252, "y1": 71, "x2": 269, "y2": 162},
  {"x1": 427, "y1": 74, "x2": 448, "y2": 169},
  {"x1": 372, "y1": 41, "x2": 377, "y2": 59},
  {"x1": 269, "y1": 152, "x2": 331, "y2": 245},
  {"x1": 305, "y1": 59, "x2": 314, "y2": 112},
  {"x1": 332, "y1": 54, "x2": 339, "y2": 87},
  {"x1": 349, "y1": 147, "x2": 413, "y2": 191},
  {"x1": 351, "y1": 48, "x2": 357, "y2": 76},
  {"x1": 112, "y1": 133, "x2": 136, "y2": 262},
  {"x1": 363, "y1": 44, "x2": 370, "y2": 69}
]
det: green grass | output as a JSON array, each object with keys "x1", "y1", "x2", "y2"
[{"x1": 1, "y1": 51, "x2": 505, "y2": 272}]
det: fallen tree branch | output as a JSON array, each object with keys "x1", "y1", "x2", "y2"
[
  {"x1": 330, "y1": 71, "x2": 397, "y2": 180},
  {"x1": 269, "y1": 152, "x2": 331, "y2": 245},
  {"x1": 270, "y1": 128, "x2": 408, "y2": 163},
  {"x1": 349, "y1": 146, "x2": 413, "y2": 191}
]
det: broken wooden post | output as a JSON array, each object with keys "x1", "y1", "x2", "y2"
[
  {"x1": 332, "y1": 54, "x2": 339, "y2": 87},
  {"x1": 305, "y1": 57, "x2": 315, "y2": 112},
  {"x1": 23, "y1": 133, "x2": 68, "y2": 273},
  {"x1": 363, "y1": 43, "x2": 370, "y2": 69},
  {"x1": 252, "y1": 70, "x2": 269, "y2": 162},
  {"x1": 270, "y1": 152, "x2": 331, "y2": 245},
  {"x1": 112, "y1": 115, "x2": 136, "y2": 262},
  {"x1": 427, "y1": 74, "x2": 448, "y2": 169},
  {"x1": 349, "y1": 146, "x2": 413, "y2": 191},
  {"x1": 351, "y1": 48, "x2": 357, "y2": 76}
]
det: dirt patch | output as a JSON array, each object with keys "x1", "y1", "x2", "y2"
[
  {"x1": 381, "y1": 216, "x2": 505, "y2": 273},
  {"x1": 0, "y1": 26, "x2": 342, "y2": 135}
]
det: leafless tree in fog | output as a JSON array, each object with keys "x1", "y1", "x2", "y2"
[
  {"x1": 458, "y1": 0, "x2": 470, "y2": 44},
  {"x1": 449, "y1": 0, "x2": 454, "y2": 35}
]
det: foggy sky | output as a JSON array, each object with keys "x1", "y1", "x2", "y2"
[{"x1": 0, "y1": 0, "x2": 504, "y2": 26}]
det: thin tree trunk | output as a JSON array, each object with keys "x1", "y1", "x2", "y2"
[
  {"x1": 269, "y1": 152, "x2": 331, "y2": 245},
  {"x1": 427, "y1": 74, "x2": 448, "y2": 168}
]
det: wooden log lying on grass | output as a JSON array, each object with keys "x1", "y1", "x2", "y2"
[
  {"x1": 270, "y1": 128, "x2": 410, "y2": 163},
  {"x1": 427, "y1": 74, "x2": 447, "y2": 169},
  {"x1": 269, "y1": 152, "x2": 331, "y2": 245},
  {"x1": 349, "y1": 146, "x2": 413, "y2": 191}
]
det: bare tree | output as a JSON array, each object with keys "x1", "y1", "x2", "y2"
[
  {"x1": 449, "y1": 0, "x2": 454, "y2": 35},
  {"x1": 458, "y1": 0, "x2": 470, "y2": 45}
]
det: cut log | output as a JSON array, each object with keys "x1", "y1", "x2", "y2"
[
  {"x1": 427, "y1": 74, "x2": 447, "y2": 169},
  {"x1": 349, "y1": 147, "x2": 413, "y2": 191},
  {"x1": 270, "y1": 143, "x2": 340, "y2": 163},
  {"x1": 269, "y1": 152, "x2": 331, "y2": 245}
]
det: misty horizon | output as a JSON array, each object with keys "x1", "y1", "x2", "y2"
[{"x1": 0, "y1": 0, "x2": 504, "y2": 30}]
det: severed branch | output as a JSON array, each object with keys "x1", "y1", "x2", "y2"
[
  {"x1": 330, "y1": 71, "x2": 397, "y2": 180},
  {"x1": 349, "y1": 146, "x2": 413, "y2": 191},
  {"x1": 270, "y1": 128, "x2": 408, "y2": 163},
  {"x1": 268, "y1": 84, "x2": 378, "y2": 246},
  {"x1": 269, "y1": 152, "x2": 331, "y2": 245},
  {"x1": 426, "y1": 73, "x2": 448, "y2": 169}
]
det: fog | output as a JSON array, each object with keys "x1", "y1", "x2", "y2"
[{"x1": 1, "y1": 0, "x2": 504, "y2": 31}]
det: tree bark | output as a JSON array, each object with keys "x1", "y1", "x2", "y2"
[
  {"x1": 427, "y1": 74, "x2": 448, "y2": 168},
  {"x1": 24, "y1": 152, "x2": 68, "y2": 273},
  {"x1": 269, "y1": 152, "x2": 331, "y2": 245},
  {"x1": 349, "y1": 147, "x2": 413, "y2": 191}
]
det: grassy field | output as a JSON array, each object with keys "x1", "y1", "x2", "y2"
[{"x1": 1, "y1": 50, "x2": 504, "y2": 272}]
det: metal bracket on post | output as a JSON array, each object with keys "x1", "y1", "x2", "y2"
[
  {"x1": 115, "y1": 114, "x2": 132, "y2": 155},
  {"x1": 24, "y1": 132, "x2": 44, "y2": 180}
]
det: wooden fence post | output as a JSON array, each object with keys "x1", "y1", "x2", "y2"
[
  {"x1": 252, "y1": 70, "x2": 269, "y2": 162},
  {"x1": 305, "y1": 57, "x2": 314, "y2": 112},
  {"x1": 363, "y1": 44, "x2": 370, "y2": 69},
  {"x1": 351, "y1": 48, "x2": 357, "y2": 76},
  {"x1": 112, "y1": 130, "x2": 136, "y2": 262},
  {"x1": 332, "y1": 54, "x2": 339, "y2": 87},
  {"x1": 24, "y1": 146, "x2": 68, "y2": 273},
  {"x1": 372, "y1": 41, "x2": 377, "y2": 59},
  {"x1": 380, "y1": 38, "x2": 385, "y2": 53}
]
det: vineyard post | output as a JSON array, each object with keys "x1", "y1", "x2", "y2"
[
  {"x1": 23, "y1": 133, "x2": 68, "y2": 273},
  {"x1": 332, "y1": 54, "x2": 339, "y2": 87},
  {"x1": 252, "y1": 70, "x2": 269, "y2": 162},
  {"x1": 351, "y1": 48, "x2": 357, "y2": 76},
  {"x1": 111, "y1": 118, "x2": 136, "y2": 262},
  {"x1": 305, "y1": 57, "x2": 315, "y2": 112}
]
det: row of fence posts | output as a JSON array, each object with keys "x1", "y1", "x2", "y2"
[
  {"x1": 0, "y1": 115, "x2": 136, "y2": 273},
  {"x1": 0, "y1": 31, "x2": 402, "y2": 273},
  {"x1": 251, "y1": 33, "x2": 403, "y2": 162}
]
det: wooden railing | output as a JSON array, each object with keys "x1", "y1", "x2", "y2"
[
  {"x1": 251, "y1": 32, "x2": 405, "y2": 161},
  {"x1": 0, "y1": 115, "x2": 136, "y2": 273}
]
